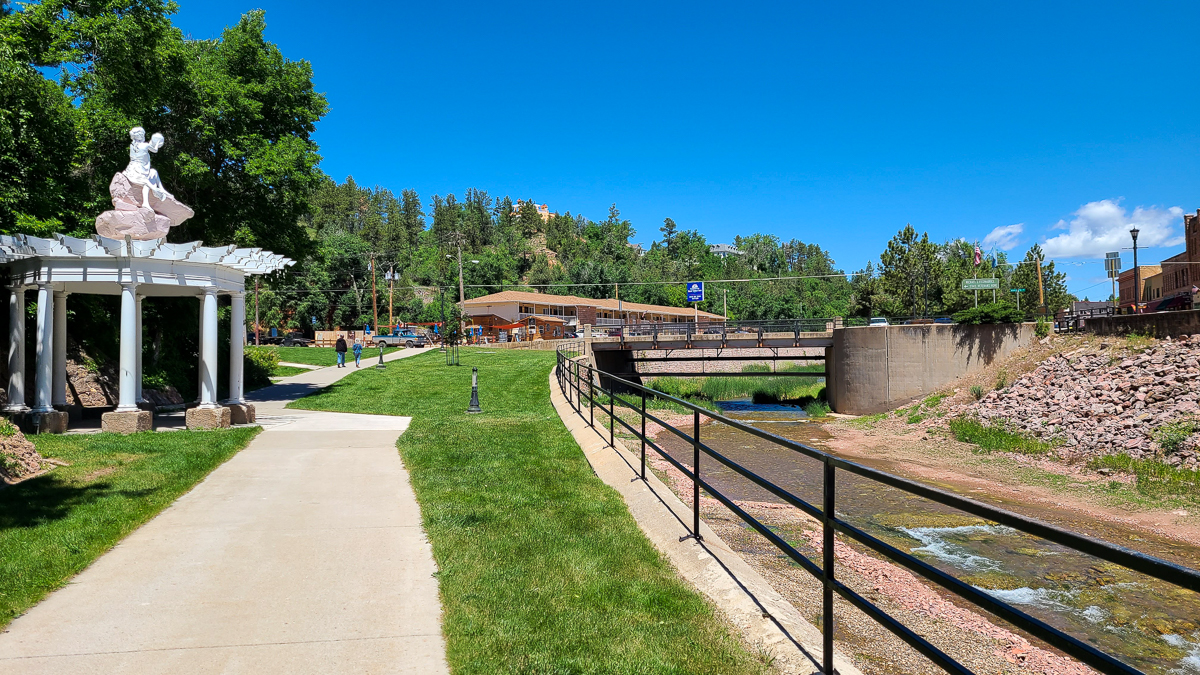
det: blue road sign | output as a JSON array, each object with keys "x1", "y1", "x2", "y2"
[{"x1": 686, "y1": 281, "x2": 704, "y2": 303}]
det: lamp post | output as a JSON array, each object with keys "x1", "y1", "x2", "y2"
[{"x1": 1130, "y1": 227, "x2": 1141, "y2": 313}]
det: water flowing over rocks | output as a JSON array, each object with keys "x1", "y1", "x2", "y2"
[{"x1": 959, "y1": 335, "x2": 1200, "y2": 467}]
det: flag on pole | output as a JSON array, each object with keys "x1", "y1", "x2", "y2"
[{"x1": 973, "y1": 245, "x2": 982, "y2": 266}]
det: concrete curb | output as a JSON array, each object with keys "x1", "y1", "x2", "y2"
[{"x1": 547, "y1": 366, "x2": 862, "y2": 675}]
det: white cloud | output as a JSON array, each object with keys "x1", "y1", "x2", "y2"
[
  {"x1": 1042, "y1": 199, "x2": 1183, "y2": 258},
  {"x1": 982, "y1": 223, "x2": 1023, "y2": 251}
]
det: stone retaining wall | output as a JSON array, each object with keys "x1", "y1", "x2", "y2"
[{"x1": 1085, "y1": 309, "x2": 1200, "y2": 338}]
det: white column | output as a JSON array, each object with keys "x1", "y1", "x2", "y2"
[
  {"x1": 32, "y1": 282, "x2": 54, "y2": 413},
  {"x1": 116, "y1": 282, "x2": 139, "y2": 412},
  {"x1": 226, "y1": 291, "x2": 245, "y2": 404},
  {"x1": 199, "y1": 287, "x2": 219, "y2": 408},
  {"x1": 6, "y1": 286, "x2": 27, "y2": 412},
  {"x1": 135, "y1": 294, "x2": 144, "y2": 404},
  {"x1": 52, "y1": 290, "x2": 68, "y2": 406}
]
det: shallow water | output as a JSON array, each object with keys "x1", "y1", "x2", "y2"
[{"x1": 652, "y1": 399, "x2": 1200, "y2": 674}]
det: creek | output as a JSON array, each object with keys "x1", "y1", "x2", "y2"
[{"x1": 651, "y1": 399, "x2": 1200, "y2": 674}]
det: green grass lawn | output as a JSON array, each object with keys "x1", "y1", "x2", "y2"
[
  {"x1": 271, "y1": 365, "x2": 310, "y2": 379},
  {"x1": 249, "y1": 344, "x2": 403, "y2": 367},
  {"x1": 0, "y1": 428, "x2": 259, "y2": 628},
  {"x1": 290, "y1": 349, "x2": 766, "y2": 674}
]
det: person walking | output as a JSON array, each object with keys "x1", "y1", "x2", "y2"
[
  {"x1": 352, "y1": 338, "x2": 363, "y2": 368},
  {"x1": 334, "y1": 334, "x2": 347, "y2": 368}
]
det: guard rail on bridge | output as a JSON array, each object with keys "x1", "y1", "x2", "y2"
[
  {"x1": 589, "y1": 318, "x2": 847, "y2": 351},
  {"x1": 556, "y1": 346, "x2": 1200, "y2": 675}
]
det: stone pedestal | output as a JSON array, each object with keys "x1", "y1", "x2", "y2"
[
  {"x1": 5, "y1": 411, "x2": 34, "y2": 434},
  {"x1": 102, "y1": 410, "x2": 153, "y2": 434},
  {"x1": 186, "y1": 406, "x2": 231, "y2": 430},
  {"x1": 225, "y1": 403, "x2": 255, "y2": 425},
  {"x1": 32, "y1": 410, "x2": 68, "y2": 434},
  {"x1": 56, "y1": 403, "x2": 83, "y2": 424}
]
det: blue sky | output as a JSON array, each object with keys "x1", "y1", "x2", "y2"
[{"x1": 175, "y1": 0, "x2": 1199, "y2": 300}]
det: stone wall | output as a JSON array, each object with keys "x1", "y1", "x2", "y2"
[
  {"x1": 631, "y1": 348, "x2": 824, "y2": 375},
  {"x1": 826, "y1": 323, "x2": 1036, "y2": 415},
  {"x1": 1085, "y1": 309, "x2": 1200, "y2": 338}
]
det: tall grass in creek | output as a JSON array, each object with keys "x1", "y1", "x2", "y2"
[{"x1": 645, "y1": 363, "x2": 827, "y2": 413}]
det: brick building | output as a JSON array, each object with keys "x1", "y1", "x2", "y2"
[{"x1": 1159, "y1": 209, "x2": 1200, "y2": 309}]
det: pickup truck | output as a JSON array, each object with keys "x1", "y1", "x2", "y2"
[{"x1": 371, "y1": 329, "x2": 428, "y2": 349}]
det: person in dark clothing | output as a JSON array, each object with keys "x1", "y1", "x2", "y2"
[{"x1": 334, "y1": 335, "x2": 348, "y2": 367}]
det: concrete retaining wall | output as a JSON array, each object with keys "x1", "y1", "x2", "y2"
[
  {"x1": 827, "y1": 323, "x2": 1035, "y2": 415},
  {"x1": 1084, "y1": 309, "x2": 1200, "y2": 338}
]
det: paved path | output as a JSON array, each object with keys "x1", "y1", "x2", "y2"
[{"x1": 0, "y1": 348, "x2": 448, "y2": 674}]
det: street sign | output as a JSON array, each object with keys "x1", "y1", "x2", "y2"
[
  {"x1": 962, "y1": 278, "x2": 999, "y2": 291},
  {"x1": 1011, "y1": 288, "x2": 1025, "y2": 292},
  {"x1": 1104, "y1": 251, "x2": 1121, "y2": 279},
  {"x1": 686, "y1": 281, "x2": 704, "y2": 302}
]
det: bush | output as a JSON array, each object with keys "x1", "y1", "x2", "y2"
[
  {"x1": 1152, "y1": 418, "x2": 1198, "y2": 454},
  {"x1": 994, "y1": 369, "x2": 1008, "y2": 390},
  {"x1": 1034, "y1": 316, "x2": 1051, "y2": 338},
  {"x1": 970, "y1": 385, "x2": 984, "y2": 400},
  {"x1": 952, "y1": 302, "x2": 1026, "y2": 325},
  {"x1": 245, "y1": 346, "x2": 280, "y2": 388}
]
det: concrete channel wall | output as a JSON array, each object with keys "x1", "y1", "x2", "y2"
[
  {"x1": 826, "y1": 323, "x2": 1036, "y2": 415},
  {"x1": 1084, "y1": 309, "x2": 1200, "y2": 338}
]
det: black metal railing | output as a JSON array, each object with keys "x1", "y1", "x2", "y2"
[{"x1": 554, "y1": 349, "x2": 1200, "y2": 675}]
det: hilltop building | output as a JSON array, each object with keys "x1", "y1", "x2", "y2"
[{"x1": 709, "y1": 243, "x2": 743, "y2": 258}]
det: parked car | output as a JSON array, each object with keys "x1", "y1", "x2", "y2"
[
  {"x1": 280, "y1": 332, "x2": 312, "y2": 347},
  {"x1": 933, "y1": 317, "x2": 955, "y2": 324},
  {"x1": 372, "y1": 328, "x2": 428, "y2": 349},
  {"x1": 869, "y1": 317, "x2": 890, "y2": 327}
]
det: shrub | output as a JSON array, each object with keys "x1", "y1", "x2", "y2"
[
  {"x1": 970, "y1": 385, "x2": 984, "y2": 400},
  {"x1": 804, "y1": 400, "x2": 831, "y2": 417},
  {"x1": 952, "y1": 302, "x2": 1025, "y2": 325},
  {"x1": 994, "y1": 369, "x2": 1008, "y2": 390},
  {"x1": 1034, "y1": 316, "x2": 1051, "y2": 338},
  {"x1": 1152, "y1": 418, "x2": 1198, "y2": 454},
  {"x1": 245, "y1": 346, "x2": 280, "y2": 388}
]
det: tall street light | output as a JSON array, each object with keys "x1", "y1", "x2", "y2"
[{"x1": 1130, "y1": 227, "x2": 1141, "y2": 313}]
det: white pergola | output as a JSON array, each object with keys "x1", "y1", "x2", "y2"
[{"x1": 0, "y1": 233, "x2": 292, "y2": 425}]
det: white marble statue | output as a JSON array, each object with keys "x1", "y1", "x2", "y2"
[
  {"x1": 96, "y1": 126, "x2": 194, "y2": 240},
  {"x1": 122, "y1": 127, "x2": 172, "y2": 207}
]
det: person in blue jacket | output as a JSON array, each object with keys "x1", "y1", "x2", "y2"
[{"x1": 352, "y1": 338, "x2": 363, "y2": 367}]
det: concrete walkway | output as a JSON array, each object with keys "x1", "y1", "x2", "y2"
[{"x1": 0, "y1": 348, "x2": 448, "y2": 675}]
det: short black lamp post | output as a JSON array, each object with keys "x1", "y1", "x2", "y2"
[
  {"x1": 376, "y1": 343, "x2": 386, "y2": 370},
  {"x1": 1130, "y1": 227, "x2": 1140, "y2": 314},
  {"x1": 467, "y1": 366, "x2": 482, "y2": 413}
]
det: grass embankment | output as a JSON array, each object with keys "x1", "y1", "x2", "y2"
[
  {"x1": 646, "y1": 363, "x2": 828, "y2": 415},
  {"x1": 290, "y1": 349, "x2": 767, "y2": 674},
  {"x1": 248, "y1": 344, "x2": 403, "y2": 368},
  {"x1": 949, "y1": 418, "x2": 1056, "y2": 455},
  {"x1": 0, "y1": 428, "x2": 259, "y2": 627}
]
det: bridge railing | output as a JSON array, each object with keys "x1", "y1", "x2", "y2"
[
  {"x1": 593, "y1": 318, "x2": 842, "y2": 340},
  {"x1": 555, "y1": 350, "x2": 1200, "y2": 675}
]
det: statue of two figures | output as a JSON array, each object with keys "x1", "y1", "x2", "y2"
[{"x1": 95, "y1": 127, "x2": 195, "y2": 240}]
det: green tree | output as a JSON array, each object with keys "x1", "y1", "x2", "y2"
[
  {"x1": 1009, "y1": 244, "x2": 1073, "y2": 316},
  {"x1": 8, "y1": 2, "x2": 327, "y2": 257}
]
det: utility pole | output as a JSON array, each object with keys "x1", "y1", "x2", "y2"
[
  {"x1": 387, "y1": 267, "x2": 394, "y2": 331},
  {"x1": 370, "y1": 255, "x2": 378, "y2": 334},
  {"x1": 1036, "y1": 252, "x2": 1046, "y2": 316},
  {"x1": 457, "y1": 244, "x2": 465, "y2": 306},
  {"x1": 615, "y1": 283, "x2": 621, "y2": 323}
]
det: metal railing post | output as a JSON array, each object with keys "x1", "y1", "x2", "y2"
[
  {"x1": 609, "y1": 377, "x2": 615, "y2": 447},
  {"x1": 640, "y1": 391, "x2": 647, "y2": 481},
  {"x1": 822, "y1": 458, "x2": 836, "y2": 674},
  {"x1": 680, "y1": 409, "x2": 703, "y2": 542},
  {"x1": 588, "y1": 365, "x2": 594, "y2": 429}
]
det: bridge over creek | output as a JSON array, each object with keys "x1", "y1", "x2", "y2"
[{"x1": 577, "y1": 319, "x2": 1038, "y2": 414}]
